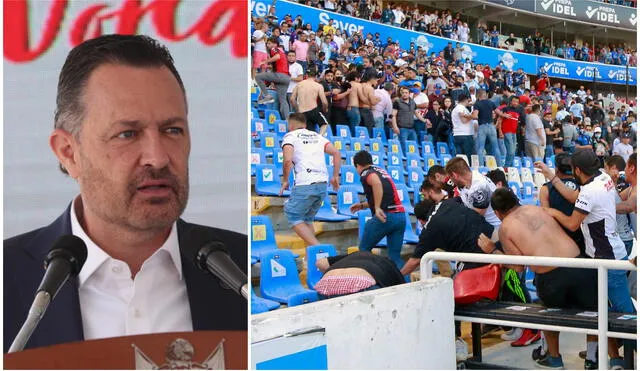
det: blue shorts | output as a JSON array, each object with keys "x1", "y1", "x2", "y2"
[{"x1": 284, "y1": 183, "x2": 327, "y2": 228}]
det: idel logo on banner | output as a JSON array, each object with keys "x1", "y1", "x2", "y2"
[
  {"x1": 540, "y1": 0, "x2": 576, "y2": 17},
  {"x1": 4, "y1": 0, "x2": 248, "y2": 63}
]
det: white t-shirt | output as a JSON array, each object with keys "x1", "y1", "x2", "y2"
[
  {"x1": 613, "y1": 142, "x2": 634, "y2": 162},
  {"x1": 279, "y1": 35, "x2": 291, "y2": 52},
  {"x1": 253, "y1": 30, "x2": 267, "y2": 53},
  {"x1": 574, "y1": 171, "x2": 627, "y2": 260},
  {"x1": 452, "y1": 103, "x2": 474, "y2": 136},
  {"x1": 287, "y1": 62, "x2": 304, "y2": 93},
  {"x1": 282, "y1": 129, "x2": 330, "y2": 186},
  {"x1": 459, "y1": 172, "x2": 501, "y2": 227},
  {"x1": 413, "y1": 93, "x2": 429, "y2": 119}
]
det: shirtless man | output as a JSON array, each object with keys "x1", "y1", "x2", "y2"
[
  {"x1": 290, "y1": 67, "x2": 329, "y2": 135},
  {"x1": 359, "y1": 71, "x2": 381, "y2": 136},
  {"x1": 477, "y1": 188, "x2": 598, "y2": 369},
  {"x1": 345, "y1": 71, "x2": 362, "y2": 136}
]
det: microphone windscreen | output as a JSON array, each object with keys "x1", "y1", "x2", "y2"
[{"x1": 46, "y1": 235, "x2": 88, "y2": 277}]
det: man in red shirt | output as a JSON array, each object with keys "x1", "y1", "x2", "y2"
[
  {"x1": 501, "y1": 95, "x2": 526, "y2": 167},
  {"x1": 536, "y1": 73, "x2": 550, "y2": 93},
  {"x1": 256, "y1": 37, "x2": 292, "y2": 120}
]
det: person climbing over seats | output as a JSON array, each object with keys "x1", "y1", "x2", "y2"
[{"x1": 477, "y1": 188, "x2": 598, "y2": 370}]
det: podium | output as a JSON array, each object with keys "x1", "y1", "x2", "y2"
[{"x1": 4, "y1": 331, "x2": 247, "y2": 369}]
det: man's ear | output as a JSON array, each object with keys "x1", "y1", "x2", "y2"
[{"x1": 49, "y1": 129, "x2": 81, "y2": 179}]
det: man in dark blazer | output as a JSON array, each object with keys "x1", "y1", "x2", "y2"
[{"x1": 4, "y1": 34, "x2": 247, "y2": 353}]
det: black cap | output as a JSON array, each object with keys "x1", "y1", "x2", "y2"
[{"x1": 571, "y1": 149, "x2": 600, "y2": 174}]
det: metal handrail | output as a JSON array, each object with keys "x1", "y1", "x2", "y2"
[{"x1": 420, "y1": 251, "x2": 637, "y2": 370}]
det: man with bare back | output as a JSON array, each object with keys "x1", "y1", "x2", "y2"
[
  {"x1": 290, "y1": 67, "x2": 329, "y2": 135},
  {"x1": 345, "y1": 71, "x2": 362, "y2": 136},
  {"x1": 477, "y1": 188, "x2": 598, "y2": 370},
  {"x1": 358, "y1": 71, "x2": 380, "y2": 136}
]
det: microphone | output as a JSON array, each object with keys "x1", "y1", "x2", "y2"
[
  {"x1": 8, "y1": 235, "x2": 87, "y2": 353},
  {"x1": 187, "y1": 227, "x2": 248, "y2": 300}
]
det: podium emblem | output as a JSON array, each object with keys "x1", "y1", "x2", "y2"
[{"x1": 133, "y1": 338, "x2": 225, "y2": 370}]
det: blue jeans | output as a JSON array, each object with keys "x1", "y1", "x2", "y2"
[
  {"x1": 414, "y1": 120, "x2": 426, "y2": 144},
  {"x1": 345, "y1": 107, "x2": 361, "y2": 137},
  {"x1": 544, "y1": 145, "x2": 554, "y2": 161},
  {"x1": 475, "y1": 124, "x2": 500, "y2": 167},
  {"x1": 374, "y1": 116, "x2": 384, "y2": 130},
  {"x1": 448, "y1": 133, "x2": 457, "y2": 156},
  {"x1": 504, "y1": 133, "x2": 517, "y2": 167},
  {"x1": 359, "y1": 211, "x2": 406, "y2": 270},
  {"x1": 497, "y1": 138, "x2": 507, "y2": 166},
  {"x1": 608, "y1": 263, "x2": 635, "y2": 314},
  {"x1": 399, "y1": 127, "x2": 416, "y2": 155},
  {"x1": 454, "y1": 135, "x2": 475, "y2": 163}
]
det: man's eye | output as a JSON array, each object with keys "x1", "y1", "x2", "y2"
[
  {"x1": 117, "y1": 131, "x2": 136, "y2": 139},
  {"x1": 166, "y1": 127, "x2": 184, "y2": 135}
]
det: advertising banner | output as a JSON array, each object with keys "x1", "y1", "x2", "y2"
[
  {"x1": 252, "y1": 0, "x2": 636, "y2": 86},
  {"x1": 483, "y1": 0, "x2": 536, "y2": 13},
  {"x1": 534, "y1": 0, "x2": 637, "y2": 30}
]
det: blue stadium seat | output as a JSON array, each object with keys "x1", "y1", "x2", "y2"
[
  {"x1": 251, "y1": 108, "x2": 260, "y2": 120},
  {"x1": 341, "y1": 165, "x2": 363, "y2": 193},
  {"x1": 369, "y1": 138, "x2": 386, "y2": 154},
  {"x1": 406, "y1": 153, "x2": 423, "y2": 171},
  {"x1": 423, "y1": 153, "x2": 438, "y2": 172},
  {"x1": 251, "y1": 118, "x2": 268, "y2": 139},
  {"x1": 357, "y1": 209, "x2": 387, "y2": 247},
  {"x1": 325, "y1": 152, "x2": 337, "y2": 167},
  {"x1": 323, "y1": 125, "x2": 333, "y2": 137},
  {"x1": 337, "y1": 185, "x2": 360, "y2": 218},
  {"x1": 287, "y1": 291, "x2": 319, "y2": 307},
  {"x1": 306, "y1": 244, "x2": 338, "y2": 288},
  {"x1": 344, "y1": 151, "x2": 357, "y2": 167},
  {"x1": 326, "y1": 165, "x2": 337, "y2": 195},
  {"x1": 508, "y1": 181, "x2": 522, "y2": 199},
  {"x1": 350, "y1": 137, "x2": 368, "y2": 152},
  {"x1": 522, "y1": 156, "x2": 534, "y2": 170},
  {"x1": 251, "y1": 288, "x2": 280, "y2": 314},
  {"x1": 387, "y1": 165, "x2": 406, "y2": 187},
  {"x1": 388, "y1": 152, "x2": 403, "y2": 169},
  {"x1": 545, "y1": 157, "x2": 555, "y2": 169},
  {"x1": 394, "y1": 184, "x2": 414, "y2": 215},
  {"x1": 521, "y1": 181, "x2": 536, "y2": 205},
  {"x1": 274, "y1": 119, "x2": 288, "y2": 139},
  {"x1": 336, "y1": 124, "x2": 351, "y2": 138},
  {"x1": 370, "y1": 151, "x2": 384, "y2": 166},
  {"x1": 314, "y1": 194, "x2": 350, "y2": 222},
  {"x1": 250, "y1": 84, "x2": 260, "y2": 102},
  {"x1": 405, "y1": 140, "x2": 419, "y2": 156},
  {"x1": 513, "y1": 156, "x2": 522, "y2": 170},
  {"x1": 403, "y1": 212, "x2": 419, "y2": 244},
  {"x1": 478, "y1": 166, "x2": 489, "y2": 175},
  {"x1": 255, "y1": 164, "x2": 290, "y2": 196},
  {"x1": 250, "y1": 148, "x2": 267, "y2": 177},
  {"x1": 251, "y1": 215, "x2": 279, "y2": 260},
  {"x1": 355, "y1": 126, "x2": 371, "y2": 141},
  {"x1": 260, "y1": 249, "x2": 317, "y2": 304},
  {"x1": 264, "y1": 109, "x2": 281, "y2": 126},
  {"x1": 422, "y1": 142, "x2": 435, "y2": 156},
  {"x1": 387, "y1": 139, "x2": 406, "y2": 159},
  {"x1": 438, "y1": 154, "x2": 452, "y2": 166},
  {"x1": 407, "y1": 166, "x2": 424, "y2": 193},
  {"x1": 272, "y1": 148, "x2": 284, "y2": 176},
  {"x1": 436, "y1": 142, "x2": 450, "y2": 156},
  {"x1": 330, "y1": 136, "x2": 350, "y2": 157},
  {"x1": 259, "y1": 132, "x2": 279, "y2": 151},
  {"x1": 372, "y1": 127, "x2": 388, "y2": 144}
]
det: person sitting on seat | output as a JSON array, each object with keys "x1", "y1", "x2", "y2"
[
  {"x1": 314, "y1": 251, "x2": 405, "y2": 299},
  {"x1": 477, "y1": 188, "x2": 598, "y2": 370}
]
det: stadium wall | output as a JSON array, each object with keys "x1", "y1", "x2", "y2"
[
  {"x1": 251, "y1": 0, "x2": 637, "y2": 86},
  {"x1": 251, "y1": 278, "x2": 456, "y2": 369}
]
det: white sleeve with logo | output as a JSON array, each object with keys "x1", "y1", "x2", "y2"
[{"x1": 575, "y1": 186, "x2": 593, "y2": 214}]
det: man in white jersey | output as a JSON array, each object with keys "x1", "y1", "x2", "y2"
[
  {"x1": 542, "y1": 149, "x2": 634, "y2": 369},
  {"x1": 445, "y1": 157, "x2": 501, "y2": 228},
  {"x1": 280, "y1": 113, "x2": 341, "y2": 246}
]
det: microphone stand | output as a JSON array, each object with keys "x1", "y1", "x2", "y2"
[{"x1": 8, "y1": 292, "x2": 52, "y2": 353}]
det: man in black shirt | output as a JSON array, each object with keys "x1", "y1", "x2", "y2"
[
  {"x1": 314, "y1": 251, "x2": 405, "y2": 299},
  {"x1": 537, "y1": 153, "x2": 586, "y2": 255},
  {"x1": 474, "y1": 89, "x2": 510, "y2": 167},
  {"x1": 400, "y1": 199, "x2": 495, "y2": 275}
]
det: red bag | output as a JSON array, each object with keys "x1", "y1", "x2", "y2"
[{"x1": 453, "y1": 264, "x2": 501, "y2": 305}]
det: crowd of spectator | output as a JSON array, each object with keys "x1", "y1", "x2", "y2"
[{"x1": 295, "y1": 0, "x2": 637, "y2": 67}]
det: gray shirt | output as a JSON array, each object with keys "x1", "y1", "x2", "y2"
[
  {"x1": 525, "y1": 113, "x2": 544, "y2": 146},
  {"x1": 562, "y1": 123, "x2": 579, "y2": 148}
]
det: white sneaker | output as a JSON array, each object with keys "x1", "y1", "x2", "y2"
[
  {"x1": 456, "y1": 337, "x2": 469, "y2": 362},
  {"x1": 501, "y1": 327, "x2": 524, "y2": 341}
]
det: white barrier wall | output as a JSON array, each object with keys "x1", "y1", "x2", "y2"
[{"x1": 252, "y1": 278, "x2": 456, "y2": 370}]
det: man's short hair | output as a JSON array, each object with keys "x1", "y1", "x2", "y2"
[
  {"x1": 288, "y1": 112, "x2": 307, "y2": 126},
  {"x1": 490, "y1": 188, "x2": 520, "y2": 214},
  {"x1": 629, "y1": 153, "x2": 636, "y2": 169},
  {"x1": 486, "y1": 169, "x2": 507, "y2": 187},
  {"x1": 307, "y1": 66, "x2": 318, "y2": 77},
  {"x1": 383, "y1": 82, "x2": 394, "y2": 91},
  {"x1": 414, "y1": 199, "x2": 437, "y2": 221},
  {"x1": 426, "y1": 164, "x2": 446, "y2": 180},
  {"x1": 555, "y1": 152, "x2": 573, "y2": 175},
  {"x1": 420, "y1": 178, "x2": 440, "y2": 193},
  {"x1": 531, "y1": 104, "x2": 541, "y2": 113},
  {"x1": 55, "y1": 34, "x2": 185, "y2": 174},
  {"x1": 445, "y1": 157, "x2": 470, "y2": 176},
  {"x1": 571, "y1": 149, "x2": 601, "y2": 176},
  {"x1": 267, "y1": 36, "x2": 280, "y2": 45},
  {"x1": 605, "y1": 155, "x2": 626, "y2": 172},
  {"x1": 353, "y1": 150, "x2": 373, "y2": 167}
]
